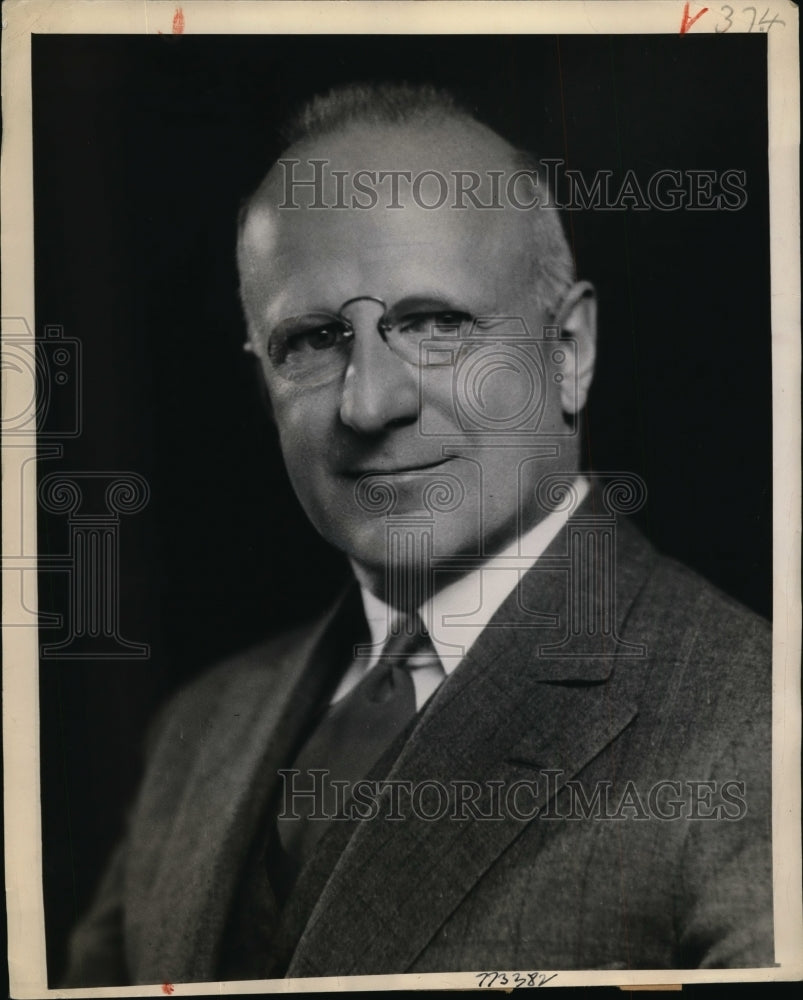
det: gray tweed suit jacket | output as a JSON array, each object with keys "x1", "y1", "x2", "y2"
[{"x1": 63, "y1": 515, "x2": 774, "y2": 985}]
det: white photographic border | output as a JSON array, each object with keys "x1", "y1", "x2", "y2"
[{"x1": 2, "y1": 1, "x2": 800, "y2": 994}]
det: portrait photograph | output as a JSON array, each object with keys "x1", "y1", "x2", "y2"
[{"x1": 2, "y1": 1, "x2": 800, "y2": 994}]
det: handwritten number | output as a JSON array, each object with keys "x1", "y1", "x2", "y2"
[
  {"x1": 716, "y1": 4, "x2": 734, "y2": 31},
  {"x1": 759, "y1": 8, "x2": 785, "y2": 30},
  {"x1": 476, "y1": 971, "x2": 558, "y2": 988},
  {"x1": 717, "y1": 4, "x2": 785, "y2": 32}
]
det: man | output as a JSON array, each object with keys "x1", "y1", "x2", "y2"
[{"x1": 64, "y1": 82, "x2": 773, "y2": 985}]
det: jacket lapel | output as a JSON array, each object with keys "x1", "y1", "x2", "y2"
[
  {"x1": 286, "y1": 518, "x2": 655, "y2": 978},
  {"x1": 127, "y1": 586, "x2": 363, "y2": 984}
]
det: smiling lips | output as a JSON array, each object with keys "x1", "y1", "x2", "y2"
[{"x1": 343, "y1": 457, "x2": 452, "y2": 477}]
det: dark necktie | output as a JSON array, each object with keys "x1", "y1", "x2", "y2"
[{"x1": 276, "y1": 616, "x2": 441, "y2": 872}]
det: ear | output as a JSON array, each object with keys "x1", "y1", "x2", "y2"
[{"x1": 553, "y1": 280, "x2": 597, "y2": 413}]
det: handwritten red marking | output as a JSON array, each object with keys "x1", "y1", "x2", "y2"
[
  {"x1": 172, "y1": 8, "x2": 185, "y2": 35},
  {"x1": 162, "y1": 984, "x2": 175, "y2": 996},
  {"x1": 680, "y1": 2, "x2": 709, "y2": 34}
]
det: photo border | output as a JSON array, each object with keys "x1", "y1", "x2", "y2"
[{"x1": 2, "y1": 1, "x2": 800, "y2": 994}]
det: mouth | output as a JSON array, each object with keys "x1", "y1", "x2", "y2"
[{"x1": 341, "y1": 457, "x2": 453, "y2": 478}]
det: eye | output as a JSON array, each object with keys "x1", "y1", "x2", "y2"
[
  {"x1": 287, "y1": 322, "x2": 352, "y2": 353},
  {"x1": 268, "y1": 315, "x2": 353, "y2": 365}
]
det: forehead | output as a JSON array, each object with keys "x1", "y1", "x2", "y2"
[{"x1": 239, "y1": 119, "x2": 536, "y2": 320}]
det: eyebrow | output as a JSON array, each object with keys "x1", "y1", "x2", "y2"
[
  {"x1": 382, "y1": 293, "x2": 474, "y2": 316},
  {"x1": 268, "y1": 288, "x2": 487, "y2": 330}
]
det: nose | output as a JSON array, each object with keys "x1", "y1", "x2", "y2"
[{"x1": 338, "y1": 299, "x2": 419, "y2": 434}]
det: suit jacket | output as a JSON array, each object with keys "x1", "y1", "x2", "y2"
[{"x1": 63, "y1": 515, "x2": 774, "y2": 985}]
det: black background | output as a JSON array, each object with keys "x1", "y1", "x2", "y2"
[{"x1": 32, "y1": 33, "x2": 771, "y2": 983}]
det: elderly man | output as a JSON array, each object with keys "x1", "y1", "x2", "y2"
[{"x1": 64, "y1": 83, "x2": 773, "y2": 985}]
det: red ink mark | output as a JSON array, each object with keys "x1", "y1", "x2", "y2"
[
  {"x1": 162, "y1": 984, "x2": 175, "y2": 996},
  {"x1": 680, "y1": 2, "x2": 709, "y2": 34},
  {"x1": 172, "y1": 8, "x2": 185, "y2": 35}
]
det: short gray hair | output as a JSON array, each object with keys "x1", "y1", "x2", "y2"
[{"x1": 279, "y1": 81, "x2": 465, "y2": 146}]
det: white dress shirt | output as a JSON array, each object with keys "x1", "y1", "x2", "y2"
[{"x1": 330, "y1": 476, "x2": 589, "y2": 709}]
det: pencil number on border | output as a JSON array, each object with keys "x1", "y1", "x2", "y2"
[
  {"x1": 475, "y1": 971, "x2": 558, "y2": 989},
  {"x1": 715, "y1": 6, "x2": 786, "y2": 31}
]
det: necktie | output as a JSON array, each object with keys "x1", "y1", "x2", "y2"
[{"x1": 276, "y1": 617, "x2": 441, "y2": 872}]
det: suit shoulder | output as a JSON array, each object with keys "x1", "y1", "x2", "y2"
[
  {"x1": 639, "y1": 549, "x2": 770, "y2": 643},
  {"x1": 185, "y1": 623, "x2": 312, "y2": 704},
  {"x1": 616, "y1": 518, "x2": 769, "y2": 654},
  {"x1": 625, "y1": 542, "x2": 771, "y2": 720},
  {"x1": 146, "y1": 620, "x2": 316, "y2": 750}
]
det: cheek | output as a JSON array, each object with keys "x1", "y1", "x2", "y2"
[
  {"x1": 270, "y1": 397, "x2": 323, "y2": 474},
  {"x1": 417, "y1": 367, "x2": 461, "y2": 435},
  {"x1": 420, "y1": 344, "x2": 552, "y2": 437},
  {"x1": 270, "y1": 390, "x2": 346, "y2": 502}
]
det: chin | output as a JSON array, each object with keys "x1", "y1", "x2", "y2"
[
  {"x1": 342, "y1": 524, "x2": 443, "y2": 594},
  {"x1": 326, "y1": 518, "x2": 391, "y2": 569}
]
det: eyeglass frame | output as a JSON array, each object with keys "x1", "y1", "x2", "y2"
[
  {"x1": 243, "y1": 294, "x2": 484, "y2": 384},
  {"x1": 242, "y1": 293, "x2": 567, "y2": 388}
]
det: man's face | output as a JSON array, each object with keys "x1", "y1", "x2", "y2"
[{"x1": 239, "y1": 119, "x2": 590, "y2": 594}]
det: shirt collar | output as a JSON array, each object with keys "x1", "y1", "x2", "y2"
[{"x1": 358, "y1": 475, "x2": 589, "y2": 675}]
